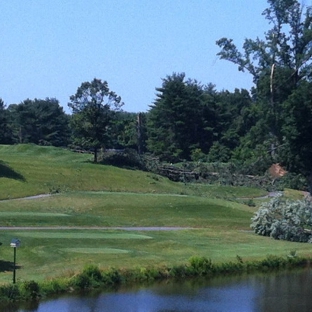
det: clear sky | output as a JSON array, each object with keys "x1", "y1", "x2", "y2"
[{"x1": 1, "y1": 0, "x2": 272, "y2": 113}]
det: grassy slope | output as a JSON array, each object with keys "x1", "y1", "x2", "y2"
[{"x1": 0, "y1": 144, "x2": 309, "y2": 283}]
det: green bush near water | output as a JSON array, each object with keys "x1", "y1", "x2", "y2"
[{"x1": 0, "y1": 255, "x2": 308, "y2": 303}]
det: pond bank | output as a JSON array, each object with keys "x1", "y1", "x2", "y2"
[{"x1": 0, "y1": 254, "x2": 309, "y2": 304}]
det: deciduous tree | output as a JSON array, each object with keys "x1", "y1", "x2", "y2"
[
  {"x1": 68, "y1": 78, "x2": 124, "y2": 163},
  {"x1": 216, "y1": 0, "x2": 312, "y2": 155}
]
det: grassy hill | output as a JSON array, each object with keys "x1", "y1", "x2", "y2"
[
  {"x1": 0, "y1": 144, "x2": 192, "y2": 199},
  {"x1": 0, "y1": 144, "x2": 267, "y2": 200},
  {"x1": 0, "y1": 144, "x2": 310, "y2": 284}
]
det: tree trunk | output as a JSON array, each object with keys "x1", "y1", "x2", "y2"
[
  {"x1": 94, "y1": 148, "x2": 98, "y2": 163},
  {"x1": 137, "y1": 113, "x2": 142, "y2": 155}
]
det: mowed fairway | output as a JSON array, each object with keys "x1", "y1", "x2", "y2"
[
  {"x1": 0, "y1": 192, "x2": 311, "y2": 284},
  {"x1": 0, "y1": 144, "x2": 311, "y2": 284}
]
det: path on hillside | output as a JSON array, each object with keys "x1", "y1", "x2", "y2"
[
  {"x1": 0, "y1": 226, "x2": 192, "y2": 231},
  {"x1": 1, "y1": 191, "x2": 285, "y2": 202}
]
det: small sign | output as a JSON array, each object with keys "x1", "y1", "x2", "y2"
[{"x1": 10, "y1": 239, "x2": 21, "y2": 248}]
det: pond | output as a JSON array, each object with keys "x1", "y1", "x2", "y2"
[{"x1": 3, "y1": 268, "x2": 312, "y2": 312}]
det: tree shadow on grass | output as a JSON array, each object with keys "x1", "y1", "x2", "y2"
[
  {"x1": 0, "y1": 260, "x2": 21, "y2": 272},
  {"x1": 0, "y1": 162, "x2": 25, "y2": 181}
]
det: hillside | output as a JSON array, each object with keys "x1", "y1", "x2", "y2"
[
  {"x1": 0, "y1": 144, "x2": 311, "y2": 285},
  {"x1": 0, "y1": 144, "x2": 266, "y2": 200}
]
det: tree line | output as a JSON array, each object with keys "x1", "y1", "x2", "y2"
[{"x1": 1, "y1": 0, "x2": 312, "y2": 191}]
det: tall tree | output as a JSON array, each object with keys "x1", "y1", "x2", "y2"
[
  {"x1": 147, "y1": 73, "x2": 212, "y2": 161},
  {"x1": 207, "y1": 88, "x2": 254, "y2": 162},
  {"x1": 216, "y1": 0, "x2": 312, "y2": 159},
  {"x1": 9, "y1": 98, "x2": 70, "y2": 146},
  {"x1": 110, "y1": 111, "x2": 148, "y2": 153},
  {"x1": 0, "y1": 99, "x2": 13, "y2": 144},
  {"x1": 68, "y1": 78, "x2": 124, "y2": 163},
  {"x1": 282, "y1": 81, "x2": 312, "y2": 192}
]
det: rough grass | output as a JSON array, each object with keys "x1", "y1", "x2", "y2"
[
  {"x1": 0, "y1": 144, "x2": 310, "y2": 285},
  {"x1": 0, "y1": 144, "x2": 267, "y2": 200}
]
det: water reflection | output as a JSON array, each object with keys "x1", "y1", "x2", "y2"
[{"x1": 4, "y1": 269, "x2": 312, "y2": 312}]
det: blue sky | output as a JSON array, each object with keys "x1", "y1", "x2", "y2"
[{"x1": 1, "y1": 0, "x2": 271, "y2": 113}]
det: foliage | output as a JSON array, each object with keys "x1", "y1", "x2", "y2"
[
  {"x1": 20, "y1": 280, "x2": 40, "y2": 299},
  {"x1": 251, "y1": 196, "x2": 312, "y2": 242},
  {"x1": 101, "y1": 148, "x2": 145, "y2": 170},
  {"x1": 110, "y1": 111, "x2": 148, "y2": 154},
  {"x1": 207, "y1": 142, "x2": 231, "y2": 162},
  {"x1": 7, "y1": 98, "x2": 70, "y2": 146},
  {"x1": 217, "y1": 0, "x2": 312, "y2": 189},
  {"x1": 146, "y1": 73, "x2": 254, "y2": 163},
  {"x1": 0, "y1": 284, "x2": 20, "y2": 302},
  {"x1": 188, "y1": 256, "x2": 213, "y2": 276},
  {"x1": 278, "y1": 173, "x2": 308, "y2": 191},
  {"x1": 147, "y1": 73, "x2": 215, "y2": 161},
  {"x1": 0, "y1": 99, "x2": 14, "y2": 144},
  {"x1": 281, "y1": 81, "x2": 312, "y2": 191},
  {"x1": 0, "y1": 255, "x2": 308, "y2": 303},
  {"x1": 68, "y1": 78, "x2": 124, "y2": 162}
]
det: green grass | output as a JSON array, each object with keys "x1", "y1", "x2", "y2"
[
  {"x1": 0, "y1": 144, "x2": 310, "y2": 285},
  {"x1": 0, "y1": 144, "x2": 267, "y2": 200},
  {"x1": 16, "y1": 232, "x2": 153, "y2": 239},
  {"x1": 63, "y1": 248, "x2": 130, "y2": 254},
  {"x1": 0, "y1": 191, "x2": 253, "y2": 228}
]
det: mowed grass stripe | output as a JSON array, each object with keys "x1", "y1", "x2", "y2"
[
  {"x1": 16, "y1": 232, "x2": 153, "y2": 239},
  {"x1": 63, "y1": 248, "x2": 130, "y2": 254}
]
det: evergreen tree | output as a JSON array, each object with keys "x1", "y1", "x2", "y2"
[
  {"x1": 9, "y1": 98, "x2": 70, "y2": 146},
  {"x1": 282, "y1": 81, "x2": 312, "y2": 192},
  {"x1": 147, "y1": 73, "x2": 211, "y2": 161},
  {"x1": 0, "y1": 99, "x2": 13, "y2": 144}
]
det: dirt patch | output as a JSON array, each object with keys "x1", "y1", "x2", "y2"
[{"x1": 268, "y1": 163, "x2": 287, "y2": 178}]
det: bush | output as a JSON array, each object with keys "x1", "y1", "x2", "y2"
[
  {"x1": 82, "y1": 264, "x2": 102, "y2": 282},
  {"x1": 0, "y1": 284, "x2": 20, "y2": 301},
  {"x1": 102, "y1": 268, "x2": 122, "y2": 286},
  {"x1": 279, "y1": 173, "x2": 308, "y2": 191},
  {"x1": 71, "y1": 272, "x2": 92, "y2": 290},
  {"x1": 71, "y1": 265, "x2": 105, "y2": 289},
  {"x1": 101, "y1": 149, "x2": 145, "y2": 170},
  {"x1": 41, "y1": 279, "x2": 67, "y2": 296},
  {"x1": 169, "y1": 264, "x2": 189, "y2": 278},
  {"x1": 188, "y1": 256, "x2": 213, "y2": 276},
  {"x1": 20, "y1": 280, "x2": 40, "y2": 299},
  {"x1": 251, "y1": 196, "x2": 312, "y2": 242}
]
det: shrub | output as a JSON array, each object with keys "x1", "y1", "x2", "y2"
[
  {"x1": 101, "y1": 149, "x2": 145, "y2": 170},
  {"x1": 251, "y1": 196, "x2": 312, "y2": 242},
  {"x1": 41, "y1": 279, "x2": 67, "y2": 296},
  {"x1": 82, "y1": 264, "x2": 102, "y2": 282},
  {"x1": 20, "y1": 280, "x2": 40, "y2": 299},
  {"x1": 260, "y1": 255, "x2": 287, "y2": 270},
  {"x1": 169, "y1": 264, "x2": 189, "y2": 278},
  {"x1": 71, "y1": 272, "x2": 92, "y2": 290},
  {"x1": 0, "y1": 284, "x2": 20, "y2": 301},
  {"x1": 102, "y1": 268, "x2": 122, "y2": 286},
  {"x1": 188, "y1": 256, "x2": 213, "y2": 276}
]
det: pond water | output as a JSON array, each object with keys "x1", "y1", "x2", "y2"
[{"x1": 3, "y1": 269, "x2": 312, "y2": 312}]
